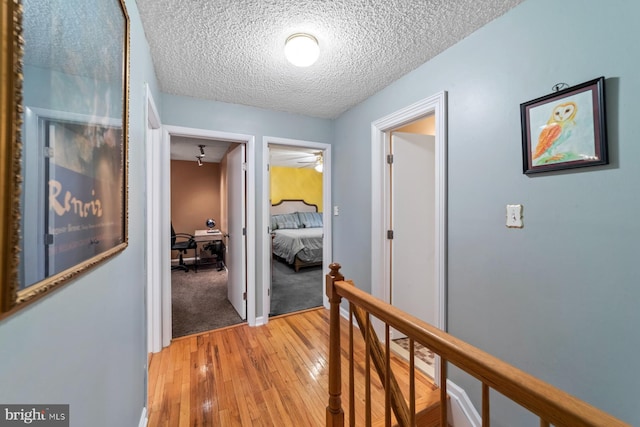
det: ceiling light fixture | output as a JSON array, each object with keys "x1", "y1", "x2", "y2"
[
  {"x1": 196, "y1": 155, "x2": 203, "y2": 166},
  {"x1": 284, "y1": 33, "x2": 319, "y2": 67},
  {"x1": 199, "y1": 144, "x2": 205, "y2": 156}
]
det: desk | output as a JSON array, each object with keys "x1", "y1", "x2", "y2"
[
  {"x1": 194, "y1": 229, "x2": 223, "y2": 241},
  {"x1": 194, "y1": 229, "x2": 225, "y2": 270}
]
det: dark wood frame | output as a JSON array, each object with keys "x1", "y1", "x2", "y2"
[{"x1": 520, "y1": 77, "x2": 607, "y2": 175}]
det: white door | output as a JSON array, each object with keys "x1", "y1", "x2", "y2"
[
  {"x1": 390, "y1": 132, "x2": 436, "y2": 337},
  {"x1": 227, "y1": 144, "x2": 247, "y2": 319}
]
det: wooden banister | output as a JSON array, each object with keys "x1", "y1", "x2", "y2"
[
  {"x1": 326, "y1": 263, "x2": 630, "y2": 427},
  {"x1": 326, "y1": 264, "x2": 345, "y2": 426}
]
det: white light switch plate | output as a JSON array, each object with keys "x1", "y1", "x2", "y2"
[{"x1": 506, "y1": 204, "x2": 523, "y2": 228}]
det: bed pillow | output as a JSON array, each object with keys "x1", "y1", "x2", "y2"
[
  {"x1": 272, "y1": 213, "x2": 301, "y2": 229},
  {"x1": 270, "y1": 215, "x2": 279, "y2": 231},
  {"x1": 296, "y1": 211, "x2": 323, "y2": 228}
]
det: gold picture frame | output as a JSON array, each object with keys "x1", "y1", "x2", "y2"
[{"x1": 0, "y1": 0, "x2": 130, "y2": 317}]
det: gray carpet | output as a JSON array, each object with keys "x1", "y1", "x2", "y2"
[
  {"x1": 171, "y1": 267, "x2": 243, "y2": 338},
  {"x1": 270, "y1": 259, "x2": 323, "y2": 316}
]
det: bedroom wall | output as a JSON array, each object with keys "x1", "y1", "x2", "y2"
[
  {"x1": 0, "y1": 1, "x2": 158, "y2": 425},
  {"x1": 331, "y1": 0, "x2": 640, "y2": 425},
  {"x1": 270, "y1": 166, "x2": 323, "y2": 212},
  {"x1": 170, "y1": 159, "x2": 222, "y2": 240}
]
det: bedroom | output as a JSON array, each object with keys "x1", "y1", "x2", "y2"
[
  {"x1": 169, "y1": 141, "x2": 327, "y2": 337},
  {"x1": 268, "y1": 145, "x2": 326, "y2": 317}
]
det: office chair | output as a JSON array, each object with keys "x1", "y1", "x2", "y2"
[{"x1": 171, "y1": 223, "x2": 198, "y2": 272}]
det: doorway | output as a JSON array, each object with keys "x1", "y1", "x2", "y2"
[
  {"x1": 147, "y1": 123, "x2": 256, "y2": 350},
  {"x1": 169, "y1": 138, "x2": 246, "y2": 338},
  {"x1": 261, "y1": 136, "x2": 332, "y2": 323},
  {"x1": 371, "y1": 92, "x2": 447, "y2": 383}
]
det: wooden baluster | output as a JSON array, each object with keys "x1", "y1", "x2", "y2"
[
  {"x1": 440, "y1": 359, "x2": 448, "y2": 427},
  {"x1": 349, "y1": 304, "x2": 355, "y2": 427},
  {"x1": 326, "y1": 263, "x2": 345, "y2": 427},
  {"x1": 365, "y1": 312, "x2": 372, "y2": 427},
  {"x1": 409, "y1": 338, "x2": 416, "y2": 427},
  {"x1": 482, "y1": 383, "x2": 490, "y2": 427},
  {"x1": 385, "y1": 324, "x2": 391, "y2": 426},
  {"x1": 350, "y1": 304, "x2": 411, "y2": 425}
]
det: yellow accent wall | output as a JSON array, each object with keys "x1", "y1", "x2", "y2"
[{"x1": 271, "y1": 166, "x2": 323, "y2": 212}]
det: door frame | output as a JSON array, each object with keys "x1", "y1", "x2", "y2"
[
  {"x1": 371, "y1": 92, "x2": 447, "y2": 382},
  {"x1": 261, "y1": 136, "x2": 332, "y2": 324},
  {"x1": 145, "y1": 85, "x2": 163, "y2": 353},
  {"x1": 147, "y1": 122, "x2": 256, "y2": 351}
]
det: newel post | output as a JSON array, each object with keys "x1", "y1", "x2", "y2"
[{"x1": 326, "y1": 263, "x2": 345, "y2": 427}]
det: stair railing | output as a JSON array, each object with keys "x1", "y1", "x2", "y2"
[{"x1": 325, "y1": 263, "x2": 630, "y2": 427}]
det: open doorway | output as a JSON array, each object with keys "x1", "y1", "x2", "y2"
[
  {"x1": 371, "y1": 92, "x2": 447, "y2": 383},
  {"x1": 146, "y1": 124, "x2": 256, "y2": 350},
  {"x1": 268, "y1": 146, "x2": 324, "y2": 316},
  {"x1": 169, "y1": 137, "x2": 246, "y2": 338},
  {"x1": 261, "y1": 137, "x2": 332, "y2": 322}
]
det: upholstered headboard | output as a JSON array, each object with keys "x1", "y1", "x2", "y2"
[{"x1": 270, "y1": 199, "x2": 318, "y2": 215}]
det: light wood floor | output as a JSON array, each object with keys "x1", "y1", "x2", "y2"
[{"x1": 148, "y1": 307, "x2": 438, "y2": 426}]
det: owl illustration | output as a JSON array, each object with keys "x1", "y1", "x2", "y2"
[{"x1": 533, "y1": 101, "x2": 577, "y2": 163}]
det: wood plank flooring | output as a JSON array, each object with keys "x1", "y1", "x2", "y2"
[{"x1": 148, "y1": 308, "x2": 438, "y2": 426}]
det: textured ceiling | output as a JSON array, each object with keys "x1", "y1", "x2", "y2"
[{"x1": 136, "y1": 0, "x2": 524, "y2": 119}]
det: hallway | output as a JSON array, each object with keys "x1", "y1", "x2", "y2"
[{"x1": 147, "y1": 308, "x2": 437, "y2": 426}]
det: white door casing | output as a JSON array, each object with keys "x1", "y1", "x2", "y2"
[
  {"x1": 227, "y1": 144, "x2": 247, "y2": 320},
  {"x1": 145, "y1": 85, "x2": 163, "y2": 354},
  {"x1": 371, "y1": 92, "x2": 447, "y2": 385},
  {"x1": 152, "y1": 125, "x2": 255, "y2": 349},
  {"x1": 390, "y1": 132, "x2": 436, "y2": 337}
]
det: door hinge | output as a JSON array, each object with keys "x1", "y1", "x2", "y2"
[
  {"x1": 242, "y1": 227, "x2": 246, "y2": 236},
  {"x1": 44, "y1": 147, "x2": 54, "y2": 158},
  {"x1": 45, "y1": 234, "x2": 54, "y2": 245},
  {"x1": 267, "y1": 163, "x2": 270, "y2": 171},
  {"x1": 243, "y1": 292, "x2": 247, "y2": 300},
  {"x1": 387, "y1": 154, "x2": 394, "y2": 164},
  {"x1": 267, "y1": 288, "x2": 270, "y2": 296},
  {"x1": 242, "y1": 162, "x2": 247, "y2": 171},
  {"x1": 387, "y1": 230, "x2": 394, "y2": 239}
]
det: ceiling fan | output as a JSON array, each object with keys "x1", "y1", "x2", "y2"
[{"x1": 297, "y1": 152, "x2": 323, "y2": 172}]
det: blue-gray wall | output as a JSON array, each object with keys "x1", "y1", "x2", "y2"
[
  {"x1": 160, "y1": 94, "x2": 333, "y2": 315},
  {"x1": 2, "y1": 0, "x2": 638, "y2": 426},
  {"x1": 332, "y1": 0, "x2": 639, "y2": 425},
  {"x1": 0, "y1": 1, "x2": 160, "y2": 425}
]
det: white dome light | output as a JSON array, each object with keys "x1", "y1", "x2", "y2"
[{"x1": 284, "y1": 33, "x2": 319, "y2": 67}]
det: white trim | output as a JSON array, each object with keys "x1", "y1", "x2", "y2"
[
  {"x1": 160, "y1": 126, "x2": 257, "y2": 333},
  {"x1": 138, "y1": 407, "x2": 148, "y2": 427},
  {"x1": 254, "y1": 315, "x2": 267, "y2": 326},
  {"x1": 261, "y1": 136, "x2": 332, "y2": 322},
  {"x1": 447, "y1": 379, "x2": 482, "y2": 427},
  {"x1": 161, "y1": 127, "x2": 172, "y2": 348},
  {"x1": 370, "y1": 91, "x2": 448, "y2": 385},
  {"x1": 145, "y1": 85, "x2": 163, "y2": 354}
]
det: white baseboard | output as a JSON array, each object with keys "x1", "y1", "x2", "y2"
[
  {"x1": 254, "y1": 315, "x2": 267, "y2": 326},
  {"x1": 340, "y1": 305, "x2": 350, "y2": 320},
  {"x1": 138, "y1": 407, "x2": 148, "y2": 427},
  {"x1": 447, "y1": 379, "x2": 481, "y2": 427}
]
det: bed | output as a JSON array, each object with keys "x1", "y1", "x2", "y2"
[{"x1": 271, "y1": 199, "x2": 323, "y2": 272}]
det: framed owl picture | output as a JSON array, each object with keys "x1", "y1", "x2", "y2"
[{"x1": 520, "y1": 77, "x2": 608, "y2": 174}]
